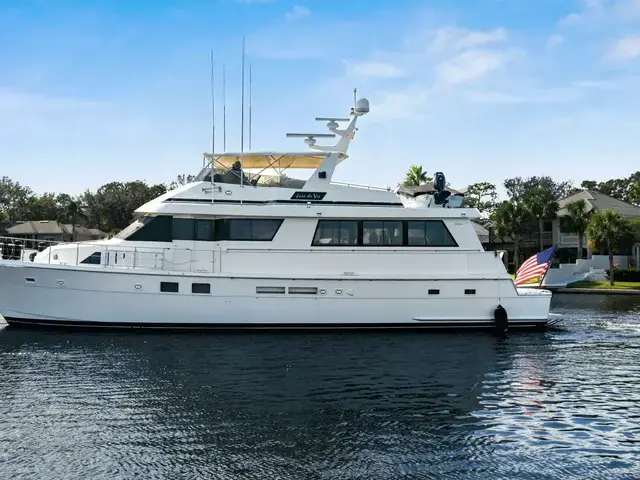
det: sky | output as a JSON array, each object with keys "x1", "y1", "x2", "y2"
[{"x1": 1, "y1": 0, "x2": 640, "y2": 199}]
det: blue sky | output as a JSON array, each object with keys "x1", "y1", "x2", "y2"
[{"x1": 1, "y1": 0, "x2": 640, "y2": 198}]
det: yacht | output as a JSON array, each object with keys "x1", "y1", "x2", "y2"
[{"x1": 0, "y1": 97, "x2": 555, "y2": 330}]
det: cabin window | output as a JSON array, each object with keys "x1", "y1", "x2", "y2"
[
  {"x1": 80, "y1": 252, "x2": 102, "y2": 265},
  {"x1": 192, "y1": 283, "x2": 211, "y2": 294},
  {"x1": 428, "y1": 289, "x2": 440, "y2": 295},
  {"x1": 312, "y1": 220, "x2": 358, "y2": 245},
  {"x1": 407, "y1": 221, "x2": 457, "y2": 247},
  {"x1": 216, "y1": 219, "x2": 283, "y2": 241},
  {"x1": 124, "y1": 215, "x2": 173, "y2": 242},
  {"x1": 362, "y1": 221, "x2": 403, "y2": 246},
  {"x1": 160, "y1": 282, "x2": 179, "y2": 293},
  {"x1": 465, "y1": 289, "x2": 476, "y2": 295},
  {"x1": 195, "y1": 220, "x2": 214, "y2": 241},
  {"x1": 173, "y1": 218, "x2": 195, "y2": 241}
]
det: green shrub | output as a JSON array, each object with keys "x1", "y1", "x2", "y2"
[{"x1": 606, "y1": 268, "x2": 640, "y2": 282}]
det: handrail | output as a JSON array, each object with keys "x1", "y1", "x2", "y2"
[{"x1": 330, "y1": 180, "x2": 392, "y2": 192}]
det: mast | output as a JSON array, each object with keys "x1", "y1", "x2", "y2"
[
  {"x1": 240, "y1": 36, "x2": 245, "y2": 189},
  {"x1": 223, "y1": 64, "x2": 227, "y2": 152},
  {"x1": 249, "y1": 64, "x2": 252, "y2": 151},
  {"x1": 210, "y1": 49, "x2": 215, "y2": 155}
]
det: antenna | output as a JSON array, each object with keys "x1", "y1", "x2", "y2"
[
  {"x1": 240, "y1": 36, "x2": 245, "y2": 188},
  {"x1": 223, "y1": 64, "x2": 226, "y2": 152},
  {"x1": 249, "y1": 64, "x2": 252, "y2": 151},
  {"x1": 353, "y1": 88, "x2": 357, "y2": 109},
  {"x1": 210, "y1": 49, "x2": 215, "y2": 154}
]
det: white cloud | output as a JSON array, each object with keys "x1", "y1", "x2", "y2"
[
  {"x1": 344, "y1": 60, "x2": 406, "y2": 78},
  {"x1": 430, "y1": 27, "x2": 508, "y2": 52},
  {"x1": 285, "y1": 5, "x2": 310, "y2": 21},
  {"x1": 436, "y1": 49, "x2": 510, "y2": 86},
  {"x1": 608, "y1": 34, "x2": 640, "y2": 60},
  {"x1": 368, "y1": 88, "x2": 429, "y2": 121},
  {"x1": 467, "y1": 88, "x2": 582, "y2": 104},
  {"x1": 547, "y1": 34, "x2": 564, "y2": 48}
]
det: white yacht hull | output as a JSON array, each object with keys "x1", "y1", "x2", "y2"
[{"x1": 0, "y1": 261, "x2": 552, "y2": 330}]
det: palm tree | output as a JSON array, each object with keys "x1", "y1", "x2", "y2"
[
  {"x1": 564, "y1": 199, "x2": 591, "y2": 260},
  {"x1": 523, "y1": 187, "x2": 558, "y2": 251},
  {"x1": 402, "y1": 166, "x2": 431, "y2": 186},
  {"x1": 58, "y1": 200, "x2": 89, "y2": 242},
  {"x1": 492, "y1": 201, "x2": 531, "y2": 269},
  {"x1": 586, "y1": 210, "x2": 632, "y2": 286}
]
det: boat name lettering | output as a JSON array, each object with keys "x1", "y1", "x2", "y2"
[{"x1": 291, "y1": 191, "x2": 326, "y2": 201}]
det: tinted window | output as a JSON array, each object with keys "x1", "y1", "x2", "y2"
[
  {"x1": 312, "y1": 220, "x2": 358, "y2": 245},
  {"x1": 160, "y1": 282, "x2": 179, "y2": 293},
  {"x1": 127, "y1": 215, "x2": 173, "y2": 242},
  {"x1": 217, "y1": 219, "x2": 283, "y2": 241},
  {"x1": 408, "y1": 221, "x2": 457, "y2": 247},
  {"x1": 192, "y1": 283, "x2": 211, "y2": 294},
  {"x1": 252, "y1": 219, "x2": 284, "y2": 241},
  {"x1": 363, "y1": 221, "x2": 403, "y2": 246},
  {"x1": 195, "y1": 220, "x2": 214, "y2": 241},
  {"x1": 80, "y1": 252, "x2": 101, "y2": 265},
  {"x1": 425, "y1": 221, "x2": 457, "y2": 246},
  {"x1": 229, "y1": 219, "x2": 252, "y2": 240},
  {"x1": 173, "y1": 218, "x2": 194, "y2": 241}
]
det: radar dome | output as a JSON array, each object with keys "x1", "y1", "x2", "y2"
[{"x1": 355, "y1": 98, "x2": 370, "y2": 114}]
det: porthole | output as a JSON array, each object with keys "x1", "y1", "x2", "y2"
[
  {"x1": 319, "y1": 289, "x2": 327, "y2": 295},
  {"x1": 135, "y1": 284, "x2": 142, "y2": 290},
  {"x1": 56, "y1": 280, "x2": 64, "y2": 286},
  {"x1": 335, "y1": 289, "x2": 343, "y2": 295}
]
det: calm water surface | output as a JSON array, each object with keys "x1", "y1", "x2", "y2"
[{"x1": 1, "y1": 295, "x2": 639, "y2": 479}]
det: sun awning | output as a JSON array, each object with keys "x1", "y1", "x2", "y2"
[{"x1": 203, "y1": 151, "x2": 347, "y2": 170}]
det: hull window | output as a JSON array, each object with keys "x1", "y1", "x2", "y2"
[
  {"x1": 192, "y1": 283, "x2": 211, "y2": 294},
  {"x1": 160, "y1": 282, "x2": 179, "y2": 293},
  {"x1": 465, "y1": 289, "x2": 476, "y2": 295},
  {"x1": 288, "y1": 286, "x2": 318, "y2": 295},
  {"x1": 256, "y1": 286, "x2": 286, "y2": 294},
  {"x1": 428, "y1": 289, "x2": 440, "y2": 295}
]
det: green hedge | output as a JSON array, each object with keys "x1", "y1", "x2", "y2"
[{"x1": 606, "y1": 268, "x2": 640, "y2": 282}]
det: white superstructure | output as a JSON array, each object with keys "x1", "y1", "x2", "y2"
[{"x1": 0, "y1": 97, "x2": 554, "y2": 330}]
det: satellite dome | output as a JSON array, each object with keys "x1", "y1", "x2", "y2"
[{"x1": 355, "y1": 98, "x2": 370, "y2": 114}]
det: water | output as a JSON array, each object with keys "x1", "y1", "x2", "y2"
[{"x1": 1, "y1": 295, "x2": 639, "y2": 479}]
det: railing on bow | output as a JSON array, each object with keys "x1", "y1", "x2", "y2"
[{"x1": 0, "y1": 235, "x2": 61, "y2": 261}]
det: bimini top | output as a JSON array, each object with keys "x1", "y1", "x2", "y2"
[{"x1": 203, "y1": 151, "x2": 348, "y2": 170}]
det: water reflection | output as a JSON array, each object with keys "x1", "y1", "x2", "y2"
[{"x1": 1, "y1": 296, "x2": 639, "y2": 479}]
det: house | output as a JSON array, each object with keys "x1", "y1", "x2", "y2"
[
  {"x1": 5, "y1": 220, "x2": 107, "y2": 248},
  {"x1": 554, "y1": 190, "x2": 640, "y2": 266}
]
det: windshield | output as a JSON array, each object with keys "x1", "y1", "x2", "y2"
[{"x1": 115, "y1": 215, "x2": 151, "y2": 240}]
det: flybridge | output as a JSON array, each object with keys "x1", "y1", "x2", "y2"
[{"x1": 201, "y1": 95, "x2": 371, "y2": 187}]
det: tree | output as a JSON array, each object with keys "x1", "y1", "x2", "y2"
[
  {"x1": 523, "y1": 187, "x2": 558, "y2": 251},
  {"x1": 564, "y1": 199, "x2": 591, "y2": 260},
  {"x1": 581, "y1": 171, "x2": 640, "y2": 203},
  {"x1": 586, "y1": 210, "x2": 632, "y2": 286},
  {"x1": 402, "y1": 166, "x2": 431, "y2": 186},
  {"x1": 504, "y1": 176, "x2": 575, "y2": 202},
  {"x1": 492, "y1": 201, "x2": 531, "y2": 269},
  {"x1": 629, "y1": 182, "x2": 640, "y2": 206},
  {"x1": 462, "y1": 182, "x2": 498, "y2": 215},
  {"x1": 168, "y1": 174, "x2": 196, "y2": 190},
  {"x1": 58, "y1": 199, "x2": 89, "y2": 242},
  {"x1": 0, "y1": 176, "x2": 35, "y2": 224}
]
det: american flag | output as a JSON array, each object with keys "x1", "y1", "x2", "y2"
[{"x1": 514, "y1": 246, "x2": 557, "y2": 286}]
